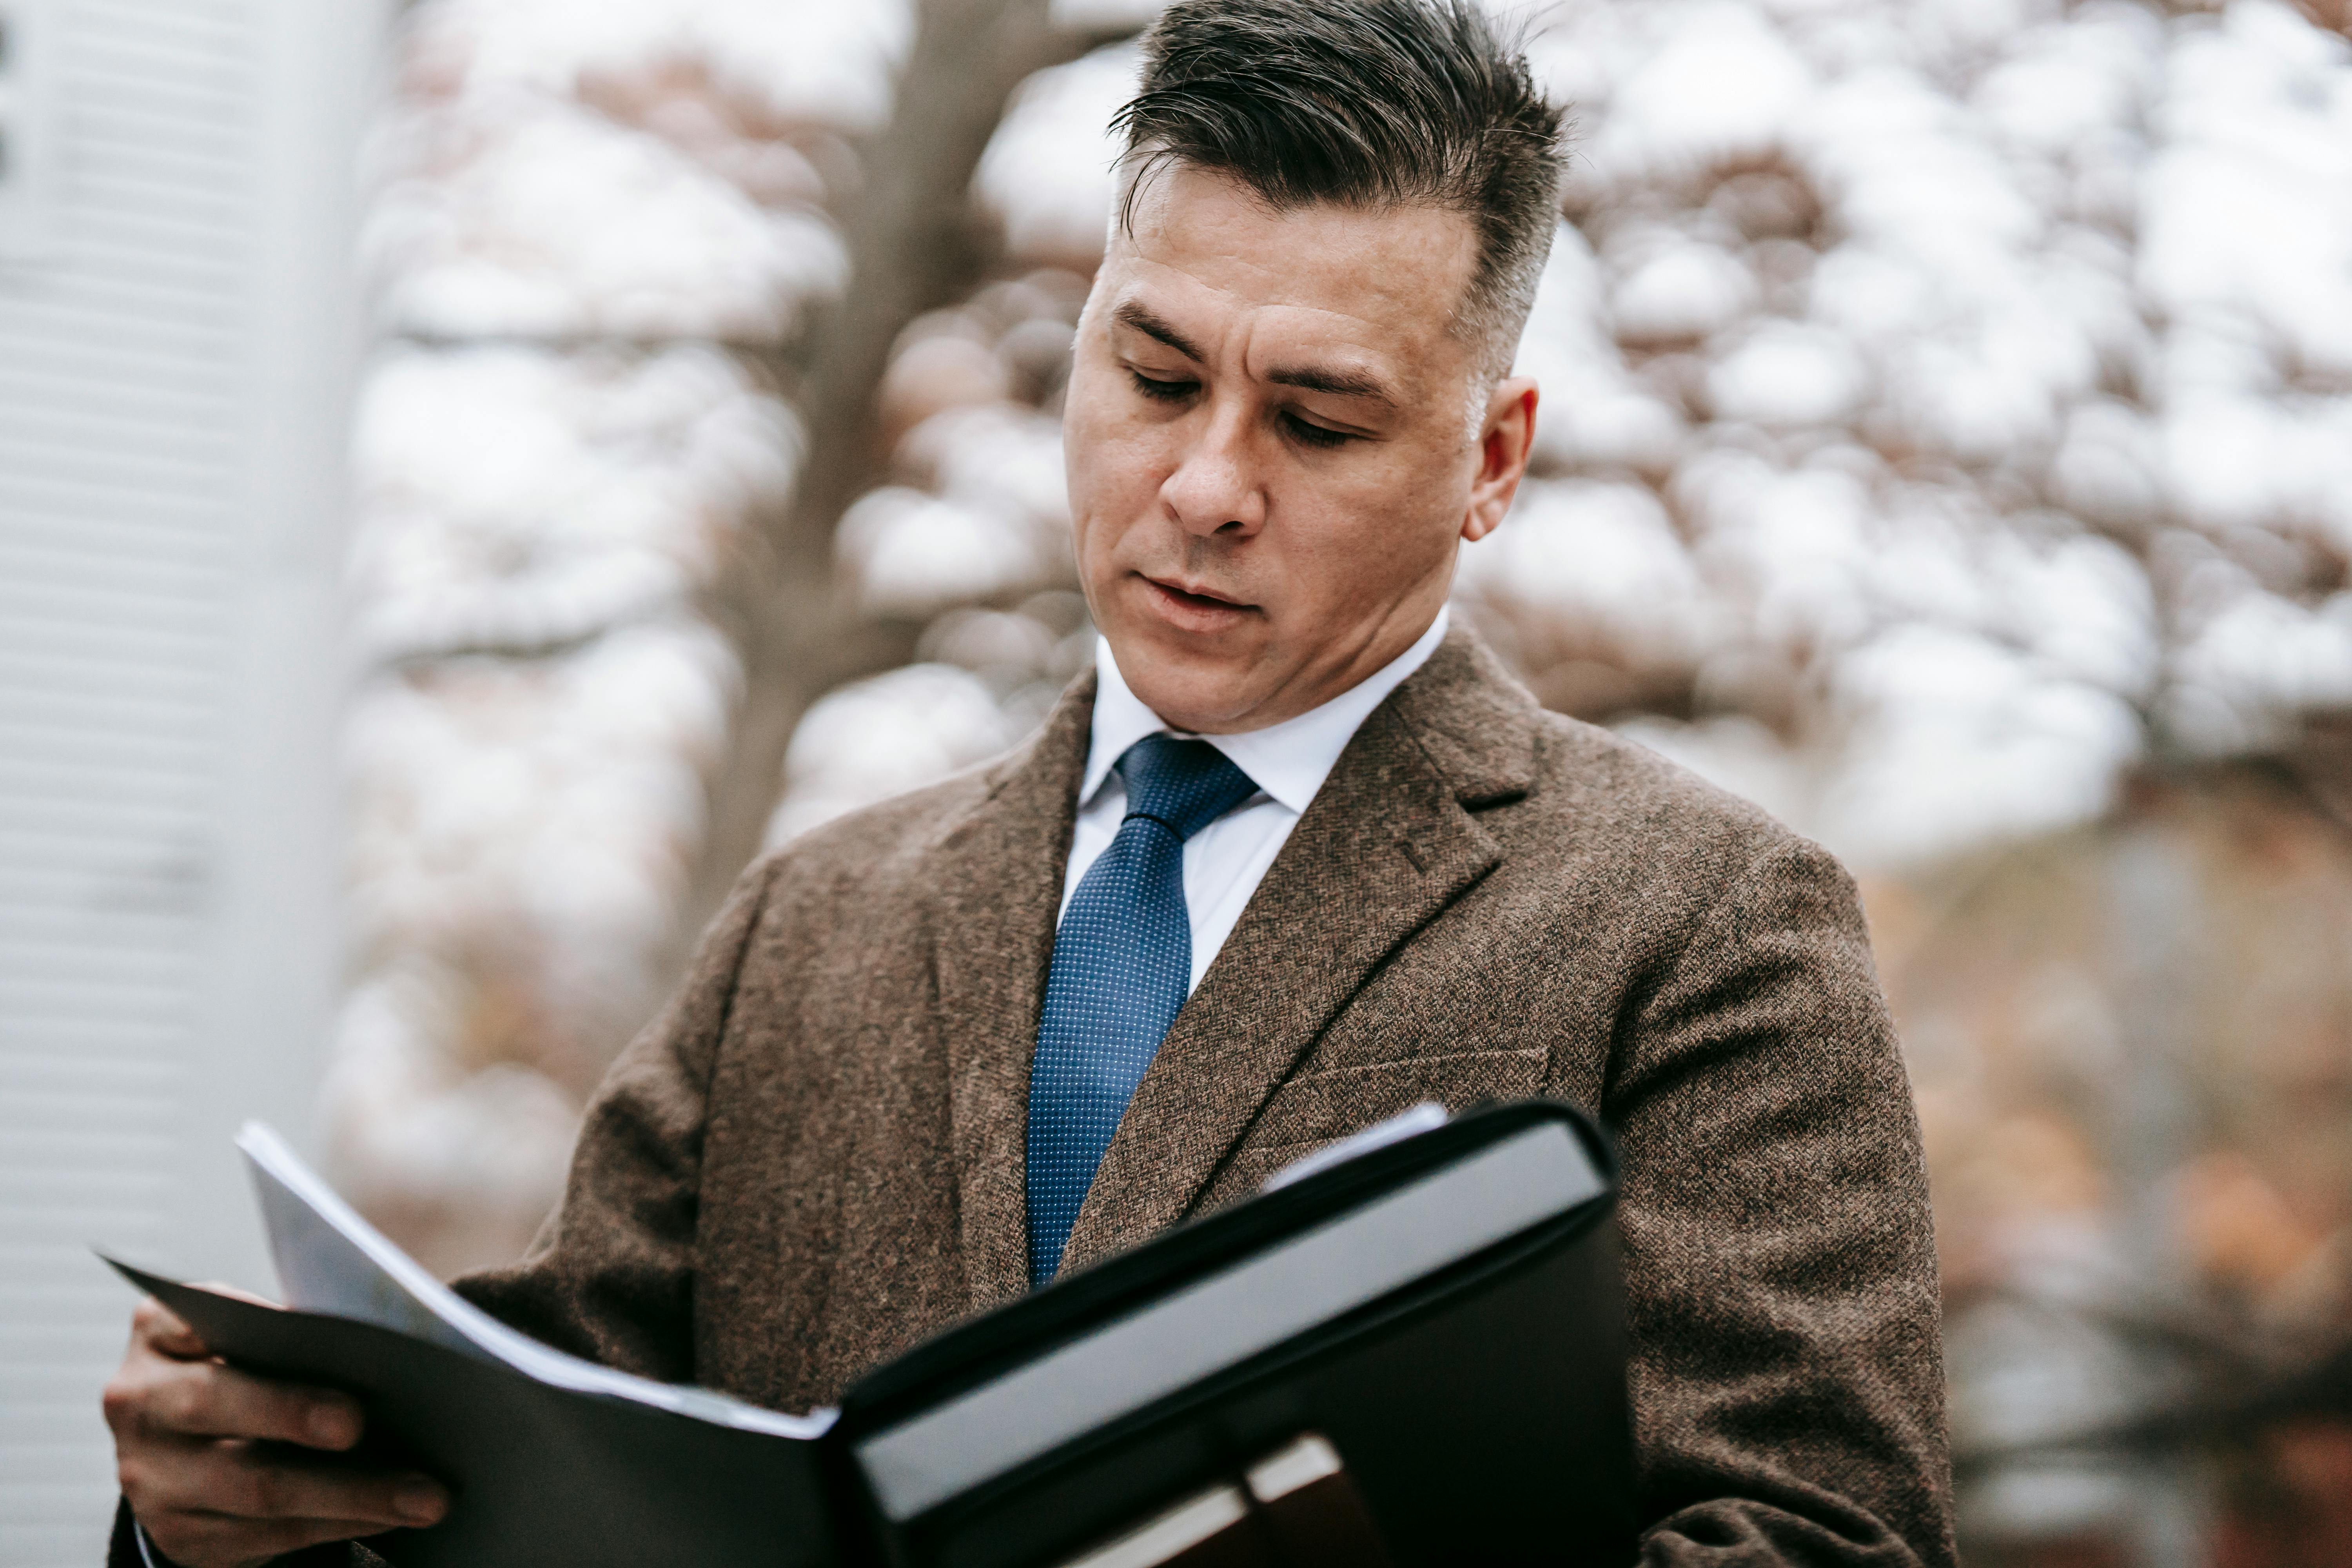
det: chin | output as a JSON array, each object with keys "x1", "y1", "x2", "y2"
[{"x1": 1116, "y1": 640, "x2": 1263, "y2": 733}]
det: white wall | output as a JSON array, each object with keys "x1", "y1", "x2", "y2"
[{"x1": 0, "y1": 2, "x2": 385, "y2": 1561}]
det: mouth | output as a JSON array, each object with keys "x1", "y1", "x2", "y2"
[
  {"x1": 1143, "y1": 574, "x2": 1253, "y2": 610},
  {"x1": 1138, "y1": 573, "x2": 1259, "y2": 629}
]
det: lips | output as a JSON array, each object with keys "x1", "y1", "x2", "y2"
[
  {"x1": 1135, "y1": 572, "x2": 1258, "y2": 634},
  {"x1": 1143, "y1": 574, "x2": 1252, "y2": 612}
]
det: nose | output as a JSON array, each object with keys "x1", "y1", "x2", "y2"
[{"x1": 1158, "y1": 398, "x2": 1266, "y2": 538}]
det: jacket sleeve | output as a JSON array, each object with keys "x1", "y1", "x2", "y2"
[
  {"x1": 449, "y1": 855, "x2": 781, "y2": 1381},
  {"x1": 1604, "y1": 837, "x2": 1957, "y2": 1568}
]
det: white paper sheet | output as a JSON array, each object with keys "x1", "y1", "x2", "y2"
[{"x1": 237, "y1": 1122, "x2": 835, "y2": 1439}]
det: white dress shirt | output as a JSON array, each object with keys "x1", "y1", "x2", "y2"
[{"x1": 1061, "y1": 607, "x2": 1450, "y2": 993}]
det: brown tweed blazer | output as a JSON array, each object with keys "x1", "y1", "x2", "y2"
[{"x1": 453, "y1": 626, "x2": 1956, "y2": 1566}]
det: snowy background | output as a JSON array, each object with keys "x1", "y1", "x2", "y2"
[{"x1": 330, "y1": 0, "x2": 2352, "y2": 1559}]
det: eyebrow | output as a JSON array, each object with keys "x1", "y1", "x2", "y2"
[
  {"x1": 1264, "y1": 363, "x2": 1397, "y2": 405},
  {"x1": 1113, "y1": 302, "x2": 1206, "y2": 363},
  {"x1": 1112, "y1": 300, "x2": 1400, "y2": 408}
]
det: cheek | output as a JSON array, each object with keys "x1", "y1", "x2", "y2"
[
  {"x1": 1065, "y1": 414, "x2": 1160, "y2": 584},
  {"x1": 1274, "y1": 452, "x2": 1465, "y2": 600},
  {"x1": 1067, "y1": 399, "x2": 1174, "y2": 530}
]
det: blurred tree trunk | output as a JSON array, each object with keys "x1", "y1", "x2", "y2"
[
  {"x1": 2104, "y1": 823, "x2": 2209, "y2": 1568},
  {"x1": 2289, "y1": 0, "x2": 2350, "y2": 36},
  {"x1": 669, "y1": 0, "x2": 1130, "y2": 976}
]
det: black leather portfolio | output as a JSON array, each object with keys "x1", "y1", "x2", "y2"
[{"x1": 108, "y1": 1099, "x2": 1634, "y2": 1568}]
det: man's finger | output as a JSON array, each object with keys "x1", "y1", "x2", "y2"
[
  {"x1": 143, "y1": 1360, "x2": 365, "y2": 1451},
  {"x1": 165, "y1": 1442, "x2": 448, "y2": 1530},
  {"x1": 147, "y1": 1511, "x2": 405, "y2": 1566},
  {"x1": 131, "y1": 1297, "x2": 211, "y2": 1361},
  {"x1": 134, "y1": 1285, "x2": 279, "y2": 1364}
]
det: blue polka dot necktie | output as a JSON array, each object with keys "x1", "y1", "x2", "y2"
[{"x1": 1026, "y1": 734, "x2": 1260, "y2": 1285}]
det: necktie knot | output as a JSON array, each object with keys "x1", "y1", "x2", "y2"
[{"x1": 1116, "y1": 735, "x2": 1259, "y2": 842}]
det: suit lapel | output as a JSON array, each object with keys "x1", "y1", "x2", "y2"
[
  {"x1": 1058, "y1": 630, "x2": 1541, "y2": 1272},
  {"x1": 929, "y1": 673, "x2": 1093, "y2": 1313}
]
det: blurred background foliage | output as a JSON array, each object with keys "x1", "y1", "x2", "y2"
[{"x1": 326, "y1": 0, "x2": 2352, "y2": 1560}]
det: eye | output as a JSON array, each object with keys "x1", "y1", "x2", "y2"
[
  {"x1": 1281, "y1": 411, "x2": 1355, "y2": 450},
  {"x1": 1128, "y1": 369, "x2": 1198, "y2": 403}
]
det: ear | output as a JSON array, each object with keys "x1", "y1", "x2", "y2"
[{"x1": 1462, "y1": 378, "x2": 1538, "y2": 544}]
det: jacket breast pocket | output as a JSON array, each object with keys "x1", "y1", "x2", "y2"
[{"x1": 1246, "y1": 1047, "x2": 1550, "y2": 1154}]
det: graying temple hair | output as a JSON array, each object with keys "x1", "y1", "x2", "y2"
[{"x1": 1111, "y1": 0, "x2": 1569, "y2": 394}]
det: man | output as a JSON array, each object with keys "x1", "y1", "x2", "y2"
[{"x1": 104, "y1": 1, "x2": 1955, "y2": 1563}]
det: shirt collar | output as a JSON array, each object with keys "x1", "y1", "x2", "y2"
[{"x1": 1079, "y1": 606, "x2": 1451, "y2": 815}]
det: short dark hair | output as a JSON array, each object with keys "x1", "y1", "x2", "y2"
[{"x1": 1112, "y1": 0, "x2": 1568, "y2": 383}]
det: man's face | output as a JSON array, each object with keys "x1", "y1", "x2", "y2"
[{"x1": 1063, "y1": 163, "x2": 1538, "y2": 734}]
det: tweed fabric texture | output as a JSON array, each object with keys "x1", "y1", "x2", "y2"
[
  {"x1": 171, "y1": 625, "x2": 1950, "y2": 1568},
  {"x1": 1027, "y1": 737, "x2": 1258, "y2": 1284}
]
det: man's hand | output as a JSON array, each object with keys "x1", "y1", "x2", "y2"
[{"x1": 102, "y1": 1292, "x2": 450, "y2": 1568}]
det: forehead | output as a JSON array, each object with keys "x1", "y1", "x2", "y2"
[{"x1": 1103, "y1": 163, "x2": 1480, "y2": 382}]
